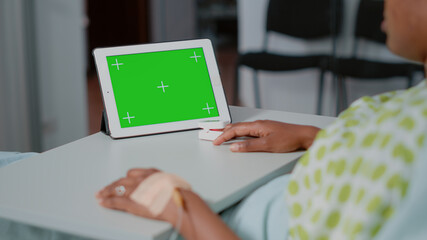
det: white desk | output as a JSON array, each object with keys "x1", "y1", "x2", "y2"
[{"x1": 0, "y1": 106, "x2": 334, "y2": 240}]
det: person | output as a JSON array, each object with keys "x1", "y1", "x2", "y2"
[{"x1": 96, "y1": 0, "x2": 427, "y2": 239}]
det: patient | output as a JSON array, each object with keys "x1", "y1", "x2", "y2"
[{"x1": 97, "y1": 0, "x2": 427, "y2": 239}]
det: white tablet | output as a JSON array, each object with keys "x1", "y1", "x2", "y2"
[{"x1": 93, "y1": 39, "x2": 231, "y2": 139}]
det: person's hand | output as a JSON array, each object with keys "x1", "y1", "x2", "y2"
[
  {"x1": 96, "y1": 169, "x2": 240, "y2": 240},
  {"x1": 213, "y1": 120, "x2": 319, "y2": 153},
  {"x1": 96, "y1": 168, "x2": 178, "y2": 224}
]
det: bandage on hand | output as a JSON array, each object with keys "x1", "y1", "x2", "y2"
[{"x1": 130, "y1": 172, "x2": 191, "y2": 216}]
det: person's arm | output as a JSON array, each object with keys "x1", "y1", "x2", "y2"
[
  {"x1": 96, "y1": 169, "x2": 240, "y2": 240},
  {"x1": 213, "y1": 120, "x2": 320, "y2": 153},
  {"x1": 163, "y1": 189, "x2": 240, "y2": 240}
]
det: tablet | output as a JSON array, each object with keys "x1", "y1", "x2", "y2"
[{"x1": 93, "y1": 39, "x2": 231, "y2": 139}]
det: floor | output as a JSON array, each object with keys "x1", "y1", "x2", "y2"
[{"x1": 87, "y1": 47, "x2": 238, "y2": 134}]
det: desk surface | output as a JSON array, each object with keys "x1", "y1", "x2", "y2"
[{"x1": 0, "y1": 106, "x2": 334, "y2": 240}]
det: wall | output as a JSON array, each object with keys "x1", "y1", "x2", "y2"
[
  {"x1": 150, "y1": 0, "x2": 197, "y2": 42},
  {"x1": 0, "y1": 0, "x2": 88, "y2": 152},
  {"x1": 0, "y1": 0, "x2": 33, "y2": 151},
  {"x1": 34, "y1": 0, "x2": 88, "y2": 150}
]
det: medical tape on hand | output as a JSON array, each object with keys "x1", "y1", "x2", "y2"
[{"x1": 130, "y1": 172, "x2": 191, "y2": 216}]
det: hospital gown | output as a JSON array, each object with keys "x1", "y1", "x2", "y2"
[{"x1": 224, "y1": 81, "x2": 427, "y2": 240}]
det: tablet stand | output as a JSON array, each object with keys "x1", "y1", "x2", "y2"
[{"x1": 100, "y1": 110, "x2": 110, "y2": 135}]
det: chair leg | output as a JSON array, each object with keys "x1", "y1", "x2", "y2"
[
  {"x1": 253, "y1": 70, "x2": 261, "y2": 108},
  {"x1": 316, "y1": 69, "x2": 325, "y2": 115},
  {"x1": 334, "y1": 74, "x2": 340, "y2": 116},
  {"x1": 407, "y1": 74, "x2": 414, "y2": 89},
  {"x1": 341, "y1": 76, "x2": 348, "y2": 109},
  {"x1": 336, "y1": 75, "x2": 348, "y2": 114}
]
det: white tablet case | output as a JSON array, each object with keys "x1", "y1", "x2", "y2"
[{"x1": 94, "y1": 39, "x2": 231, "y2": 139}]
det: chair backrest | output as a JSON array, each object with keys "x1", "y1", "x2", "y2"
[
  {"x1": 355, "y1": 0, "x2": 386, "y2": 43},
  {"x1": 266, "y1": 0, "x2": 343, "y2": 39}
]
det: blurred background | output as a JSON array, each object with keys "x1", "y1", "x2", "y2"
[{"x1": 0, "y1": 0, "x2": 424, "y2": 152}]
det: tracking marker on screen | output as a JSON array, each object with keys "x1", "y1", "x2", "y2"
[
  {"x1": 157, "y1": 81, "x2": 169, "y2": 93},
  {"x1": 190, "y1": 51, "x2": 201, "y2": 63},
  {"x1": 112, "y1": 58, "x2": 124, "y2": 70},
  {"x1": 123, "y1": 112, "x2": 135, "y2": 124},
  {"x1": 202, "y1": 103, "x2": 214, "y2": 115}
]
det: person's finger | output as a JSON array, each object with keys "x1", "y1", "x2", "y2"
[
  {"x1": 127, "y1": 168, "x2": 159, "y2": 178},
  {"x1": 213, "y1": 122, "x2": 261, "y2": 145},
  {"x1": 100, "y1": 196, "x2": 158, "y2": 219},
  {"x1": 223, "y1": 124, "x2": 233, "y2": 131},
  {"x1": 99, "y1": 196, "x2": 132, "y2": 211},
  {"x1": 212, "y1": 124, "x2": 235, "y2": 145},
  {"x1": 96, "y1": 178, "x2": 135, "y2": 199},
  {"x1": 229, "y1": 137, "x2": 270, "y2": 152}
]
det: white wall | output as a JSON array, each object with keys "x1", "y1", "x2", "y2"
[
  {"x1": 237, "y1": 0, "x2": 424, "y2": 116},
  {"x1": 0, "y1": 0, "x2": 88, "y2": 152},
  {"x1": 0, "y1": 0, "x2": 33, "y2": 151},
  {"x1": 34, "y1": 0, "x2": 88, "y2": 150}
]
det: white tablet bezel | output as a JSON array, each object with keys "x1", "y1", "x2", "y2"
[{"x1": 93, "y1": 39, "x2": 231, "y2": 139}]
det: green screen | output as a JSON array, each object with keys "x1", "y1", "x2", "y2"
[{"x1": 107, "y1": 47, "x2": 219, "y2": 128}]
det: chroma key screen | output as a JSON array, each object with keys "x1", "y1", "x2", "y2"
[{"x1": 106, "y1": 48, "x2": 219, "y2": 128}]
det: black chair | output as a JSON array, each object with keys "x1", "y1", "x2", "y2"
[
  {"x1": 329, "y1": 0, "x2": 424, "y2": 112},
  {"x1": 234, "y1": 0, "x2": 342, "y2": 113}
]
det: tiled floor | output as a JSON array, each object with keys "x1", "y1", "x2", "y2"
[{"x1": 87, "y1": 47, "x2": 238, "y2": 134}]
